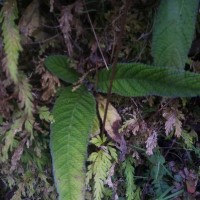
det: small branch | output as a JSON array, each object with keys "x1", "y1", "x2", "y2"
[
  {"x1": 84, "y1": 1, "x2": 109, "y2": 70},
  {"x1": 72, "y1": 67, "x2": 96, "y2": 91},
  {"x1": 101, "y1": 0, "x2": 132, "y2": 135},
  {"x1": 27, "y1": 33, "x2": 60, "y2": 45}
]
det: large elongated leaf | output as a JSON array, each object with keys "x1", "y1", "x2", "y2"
[
  {"x1": 97, "y1": 63, "x2": 200, "y2": 97},
  {"x1": 44, "y1": 55, "x2": 79, "y2": 83},
  {"x1": 50, "y1": 86, "x2": 96, "y2": 200},
  {"x1": 152, "y1": 0, "x2": 198, "y2": 69}
]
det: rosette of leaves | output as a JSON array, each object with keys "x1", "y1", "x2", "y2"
[{"x1": 45, "y1": 0, "x2": 200, "y2": 199}]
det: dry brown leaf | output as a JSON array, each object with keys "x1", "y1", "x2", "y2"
[
  {"x1": 59, "y1": 6, "x2": 73, "y2": 56},
  {"x1": 97, "y1": 95, "x2": 122, "y2": 143},
  {"x1": 11, "y1": 136, "x2": 27, "y2": 172},
  {"x1": 179, "y1": 167, "x2": 198, "y2": 194},
  {"x1": 41, "y1": 72, "x2": 60, "y2": 101},
  {"x1": 19, "y1": 0, "x2": 40, "y2": 38},
  {"x1": 97, "y1": 95, "x2": 127, "y2": 160},
  {"x1": 35, "y1": 58, "x2": 60, "y2": 101},
  {"x1": 163, "y1": 105, "x2": 184, "y2": 137},
  {"x1": 120, "y1": 117, "x2": 140, "y2": 136},
  {"x1": 59, "y1": 1, "x2": 83, "y2": 56},
  {"x1": 50, "y1": 0, "x2": 54, "y2": 12},
  {"x1": 145, "y1": 130, "x2": 157, "y2": 155}
]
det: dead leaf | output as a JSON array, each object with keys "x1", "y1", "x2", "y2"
[
  {"x1": 50, "y1": 0, "x2": 54, "y2": 12},
  {"x1": 163, "y1": 103, "x2": 184, "y2": 137},
  {"x1": 97, "y1": 95, "x2": 122, "y2": 143},
  {"x1": 19, "y1": 0, "x2": 40, "y2": 36},
  {"x1": 145, "y1": 130, "x2": 157, "y2": 155},
  {"x1": 186, "y1": 179, "x2": 197, "y2": 194},
  {"x1": 19, "y1": 0, "x2": 40, "y2": 43},
  {"x1": 59, "y1": 1, "x2": 84, "y2": 56},
  {"x1": 97, "y1": 95, "x2": 127, "y2": 160},
  {"x1": 41, "y1": 72, "x2": 60, "y2": 101},
  {"x1": 179, "y1": 167, "x2": 198, "y2": 194},
  {"x1": 10, "y1": 136, "x2": 28, "y2": 172}
]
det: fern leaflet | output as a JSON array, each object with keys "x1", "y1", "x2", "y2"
[
  {"x1": 122, "y1": 156, "x2": 140, "y2": 200},
  {"x1": 86, "y1": 135, "x2": 117, "y2": 200}
]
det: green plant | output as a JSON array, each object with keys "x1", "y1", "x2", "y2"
[
  {"x1": 0, "y1": 1, "x2": 57, "y2": 199},
  {"x1": 44, "y1": 0, "x2": 200, "y2": 199},
  {"x1": 86, "y1": 135, "x2": 117, "y2": 200},
  {"x1": 122, "y1": 156, "x2": 140, "y2": 200}
]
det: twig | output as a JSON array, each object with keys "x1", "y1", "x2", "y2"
[
  {"x1": 72, "y1": 67, "x2": 97, "y2": 91},
  {"x1": 0, "y1": 94, "x2": 16, "y2": 103},
  {"x1": 84, "y1": 1, "x2": 109, "y2": 70},
  {"x1": 27, "y1": 33, "x2": 60, "y2": 45},
  {"x1": 101, "y1": 0, "x2": 132, "y2": 135}
]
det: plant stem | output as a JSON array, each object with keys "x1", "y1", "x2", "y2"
[{"x1": 101, "y1": 0, "x2": 132, "y2": 135}]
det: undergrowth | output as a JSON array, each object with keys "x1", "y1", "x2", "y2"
[{"x1": 0, "y1": 0, "x2": 200, "y2": 200}]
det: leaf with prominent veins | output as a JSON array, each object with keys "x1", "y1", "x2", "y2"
[
  {"x1": 97, "y1": 63, "x2": 200, "y2": 97},
  {"x1": 50, "y1": 86, "x2": 96, "y2": 200}
]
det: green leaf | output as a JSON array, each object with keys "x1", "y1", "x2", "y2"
[
  {"x1": 44, "y1": 55, "x2": 79, "y2": 83},
  {"x1": 38, "y1": 106, "x2": 54, "y2": 123},
  {"x1": 86, "y1": 135, "x2": 117, "y2": 200},
  {"x1": 122, "y1": 156, "x2": 140, "y2": 200},
  {"x1": 156, "y1": 187, "x2": 183, "y2": 200},
  {"x1": 50, "y1": 86, "x2": 96, "y2": 200},
  {"x1": 0, "y1": 0, "x2": 22, "y2": 83},
  {"x1": 152, "y1": 0, "x2": 198, "y2": 69},
  {"x1": 97, "y1": 63, "x2": 200, "y2": 97}
]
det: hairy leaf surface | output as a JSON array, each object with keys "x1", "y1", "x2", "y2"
[
  {"x1": 44, "y1": 55, "x2": 79, "y2": 83},
  {"x1": 152, "y1": 0, "x2": 198, "y2": 69},
  {"x1": 50, "y1": 86, "x2": 96, "y2": 200},
  {"x1": 97, "y1": 63, "x2": 200, "y2": 97}
]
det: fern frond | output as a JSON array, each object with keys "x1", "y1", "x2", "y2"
[
  {"x1": 148, "y1": 151, "x2": 170, "y2": 197},
  {"x1": 13, "y1": 73, "x2": 35, "y2": 138},
  {"x1": 86, "y1": 135, "x2": 117, "y2": 200},
  {"x1": 16, "y1": 73, "x2": 34, "y2": 119},
  {"x1": 1, "y1": 116, "x2": 23, "y2": 162},
  {"x1": 181, "y1": 131, "x2": 195, "y2": 149},
  {"x1": 0, "y1": 0, "x2": 34, "y2": 136},
  {"x1": 154, "y1": 180, "x2": 171, "y2": 198},
  {"x1": 0, "y1": 0, "x2": 22, "y2": 83},
  {"x1": 163, "y1": 106, "x2": 184, "y2": 137},
  {"x1": 145, "y1": 130, "x2": 157, "y2": 155},
  {"x1": 122, "y1": 156, "x2": 140, "y2": 200}
]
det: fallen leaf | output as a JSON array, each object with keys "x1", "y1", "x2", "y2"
[
  {"x1": 11, "y1": 136, "x2": 27, "y2": 172},
  {"x1": 19, "y1": 0, "x2": 40, "y2": 36},
  {"x1": 97, "y1": 95, "x2": 121, "y2": 143},
  {"x1": 97, "y1": 95, "x2": 127, "y2": 160},
  {"x1": 186, "y1": 179, "x2": 197, "y2": 194}
]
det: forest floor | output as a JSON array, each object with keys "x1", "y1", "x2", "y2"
[{"x1": 1, "y1": 0, "x2": 200, "y2": 199}]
